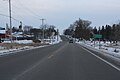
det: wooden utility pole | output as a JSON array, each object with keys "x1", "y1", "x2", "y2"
[
  {"x1": 57, "y1": 29, "x2": 59, "y2": 41},
  {"x1": 9, "y1": 0, "x2": 13, "y2": 48},
  {"x1": 40, "y1": 18, "x2": 45, "y2": 39}
]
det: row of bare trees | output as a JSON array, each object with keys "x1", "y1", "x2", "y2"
[
  {"x1": 30, "y1": 25, "x2": 58, "y2": 40},
  {"x1": 10, "y1": 24, "x2": 58, "y2": 40}
]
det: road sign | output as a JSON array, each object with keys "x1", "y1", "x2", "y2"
[{"x1": 94, "y1": 34, "x2": 102, "y2": 38}]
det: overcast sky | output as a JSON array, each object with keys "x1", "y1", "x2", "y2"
[{"x1": 0, "y1": 0, "x2": 120, "y2": 33}]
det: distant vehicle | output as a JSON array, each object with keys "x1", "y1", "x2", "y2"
[{"x1": 69, "y1": 39, "x2": 74, "y2": 43}]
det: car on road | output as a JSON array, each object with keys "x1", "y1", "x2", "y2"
[{"x1": 69, "y1": 39, "x2": 74, "y2": 43}]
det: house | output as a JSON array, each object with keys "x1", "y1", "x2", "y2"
[{"x1": 0, "y1": 27, "x2": 6, "y2": 39}]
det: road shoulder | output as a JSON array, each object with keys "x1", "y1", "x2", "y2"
[{"x1": 77, "y1": 43, "x2": 120, "y2": 71}]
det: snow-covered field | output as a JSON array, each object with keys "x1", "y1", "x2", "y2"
[
  {"x1": 77, "y1": 41, "x2": 120, "y2": 59},
  {"x1": 0, "y1": 36, "x2": 62, "y2": 56}
]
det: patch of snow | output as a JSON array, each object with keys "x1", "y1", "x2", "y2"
[
  {"x1": 0, "y1": 30, "x2": 5, "y2": 34},
  {"x1": 0, "y1": 45, "x2": 47, "y2": 56},
  {"x1": 14, "y1": 40, "x2": 33, "y2": 44},
  {"x1": 49, "y1": 36, "x2": 62, "y2": 45},
  {"x1": 77, "y1": 41, "x2": 120, "y2": 59},
  {"x1": 0, "y1": 46, "x2": 5, "y2": 50},
  {"x1": 0, "y1": 35, "x2": 62, "y2": 56},
  {"x1": 3, "y1": 40, "x2": 33, "y2": 44}
]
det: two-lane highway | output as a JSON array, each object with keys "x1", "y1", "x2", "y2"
[{"x1": 0, "y1": 40, "x2": 120, "y2": 80}]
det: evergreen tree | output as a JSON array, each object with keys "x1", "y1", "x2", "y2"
[
  {"x1": 105, "y1": 25, "x2": 112, "y2": 40},
  {"x1": 101, "y1": 26, "x2": 105, "y2": 39},
  {"x1": 93, "y1": 27, "x2": 98, "y2": 34}
]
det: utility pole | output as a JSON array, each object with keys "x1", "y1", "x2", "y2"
[
  {"x1": 57, "y1": 29, "x2": 59, "y2": 41},
  {"x1": 9, "y1": 0, "x2": 13, "y2": 48},
  {"x1": 99, "y1": 27, "x2": 101, "y2": 49},
  {"x1": 50, "y1": 26, "x2": 52, "y2": 43},
  {"x1": 40, "y1": 18, "x2": 45, "y2": 39}
]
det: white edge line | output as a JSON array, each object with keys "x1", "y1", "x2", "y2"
[{"x1": 81, "y1": 46, "x2": 120, "y2": 72}]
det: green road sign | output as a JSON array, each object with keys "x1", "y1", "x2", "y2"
[{"x1": 94, "y1": 34, "x2": 102, "y2": 38}]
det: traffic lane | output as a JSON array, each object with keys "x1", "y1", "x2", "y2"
[
  {"x1": 16, "y1": 43, "x2": 73, "y2": 80},
  {"x1": 73, "y1": 44, "x2": 120, "y2": 80},
  {"x1": 81, "y1": 44, "x2": 120, "y2": 69},
  {"x1": 60, "y1": 35, "x2": 69, "y2": 41},
  {"x1": 16, "y1": 43, "x2": 120, "y2": 80},
  {"x1": 0, "y1": 42, "x2": 67, "y2": 80}
]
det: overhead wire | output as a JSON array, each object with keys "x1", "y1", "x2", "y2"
[
  {"x1": 0, "y1": 13, "x2": 26, "y2": 26},
  {"x1": 0, "y1": 2, "x2": 8, "y2": 12},
  {"x1": 0, "y1": 13, "x2": 20, "y2": 22},
  {"x1": 0, "y1": 1, "x2": 28, "y2": 27},
  {"x1": 11, "y1": 4, "x2": 28, "y2": 19},
  {"x1": 12, "y1": 4, "x2": 34, "y2": 18},
  {"x1": 0, "y1": 0, "x2": 42, "y2": 27},
  {"x1": 13, "y1": 0, "x2": 41, "y2": 20},
  {"x1": 0, "y1": 1, "x2": 8, "y2": 6},
  {"x1": 1, "y1": 0, "x2": 40, "y2": 21},
  {"x1": 11, "y1": 5, "x2": 36, "y2": 26}
]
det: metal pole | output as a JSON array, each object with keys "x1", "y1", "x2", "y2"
[{"x1": 9, "y1": 0, "x2": 13, "y2": 48}]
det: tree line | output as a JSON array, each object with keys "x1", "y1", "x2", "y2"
[
  {"x1": 93, "y1": 23, "x2": 120, "y2": 42},
  {"x1": 64, "y1": 18, "x2": 92, "y2": 40},
  {"x1": 6, "y1": 24, "x2": 58, "y2": 40},
  {"x1": 30, "y1": 25, "x2": 58, "y2": 40},
  {"x1": 64, "y1": 18, "x2": 120, "y2": 43}
]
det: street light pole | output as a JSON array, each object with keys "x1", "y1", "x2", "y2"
[{"x1": 9, "y1": 0, "x2": 13, "y2": 48}]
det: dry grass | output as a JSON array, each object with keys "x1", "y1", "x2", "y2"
[{"x1": 0, "y1": 43, "x2": 49, "y2": 49}]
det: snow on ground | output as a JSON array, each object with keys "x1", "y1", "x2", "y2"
[
  {"x1": 0, "y1": 46, "x2": 5, "y2": 50},
  {"x1": 49, "y1": 36, "x2": 62, "y2": 44},
  {"x1": 77, "y1": 41, "x2": 120, "y2": 58},
  {"x1": 3, "y1": 40, "x2": 33, "y2": 44},
  {"x1": 0, "y1": 36, "x2": 62, "y2": 56},
  {"x1": 0, "y1": 46, "x2": 46, "y2": 56},
  {"x1": 42, "y1": 36, "x2": 62, "y2": 45}
]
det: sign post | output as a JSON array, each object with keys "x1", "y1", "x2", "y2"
[
  {"x1": 93, "y1": 34, "x2": 102, "y2": 38},
  {"x1": 93, "y1": 34, "x2": 102, "y2": 49}
]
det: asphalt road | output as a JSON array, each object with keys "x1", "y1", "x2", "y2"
[{"x1": 0, "y1": 40, "x2": 120, "y2": 80}]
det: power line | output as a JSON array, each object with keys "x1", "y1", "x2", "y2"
[
  {"x1": 0, "y1": 13, "x2": 19, "y2": 23},
  {"x1": 0, "y1": 1, "x2": 7, "y2": 7},
  {"x1": 0, "y1": 13, "x2": 26, "y2": 26},
  {"x1": 0, "y1": 3, "x2": 8, "y2": 12},
  {"x1": 12, "y1": 4, "x2": 36, "y2": 19},
  {"x1": 13, "y1": 0, "x2": 41, "y2": 19},
  {"x1": 11, "y1": 9, "x2": 27, "y2": 20},
  {"x1": 1, "y1": 0, "x2": 43, "y2": 27}
]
